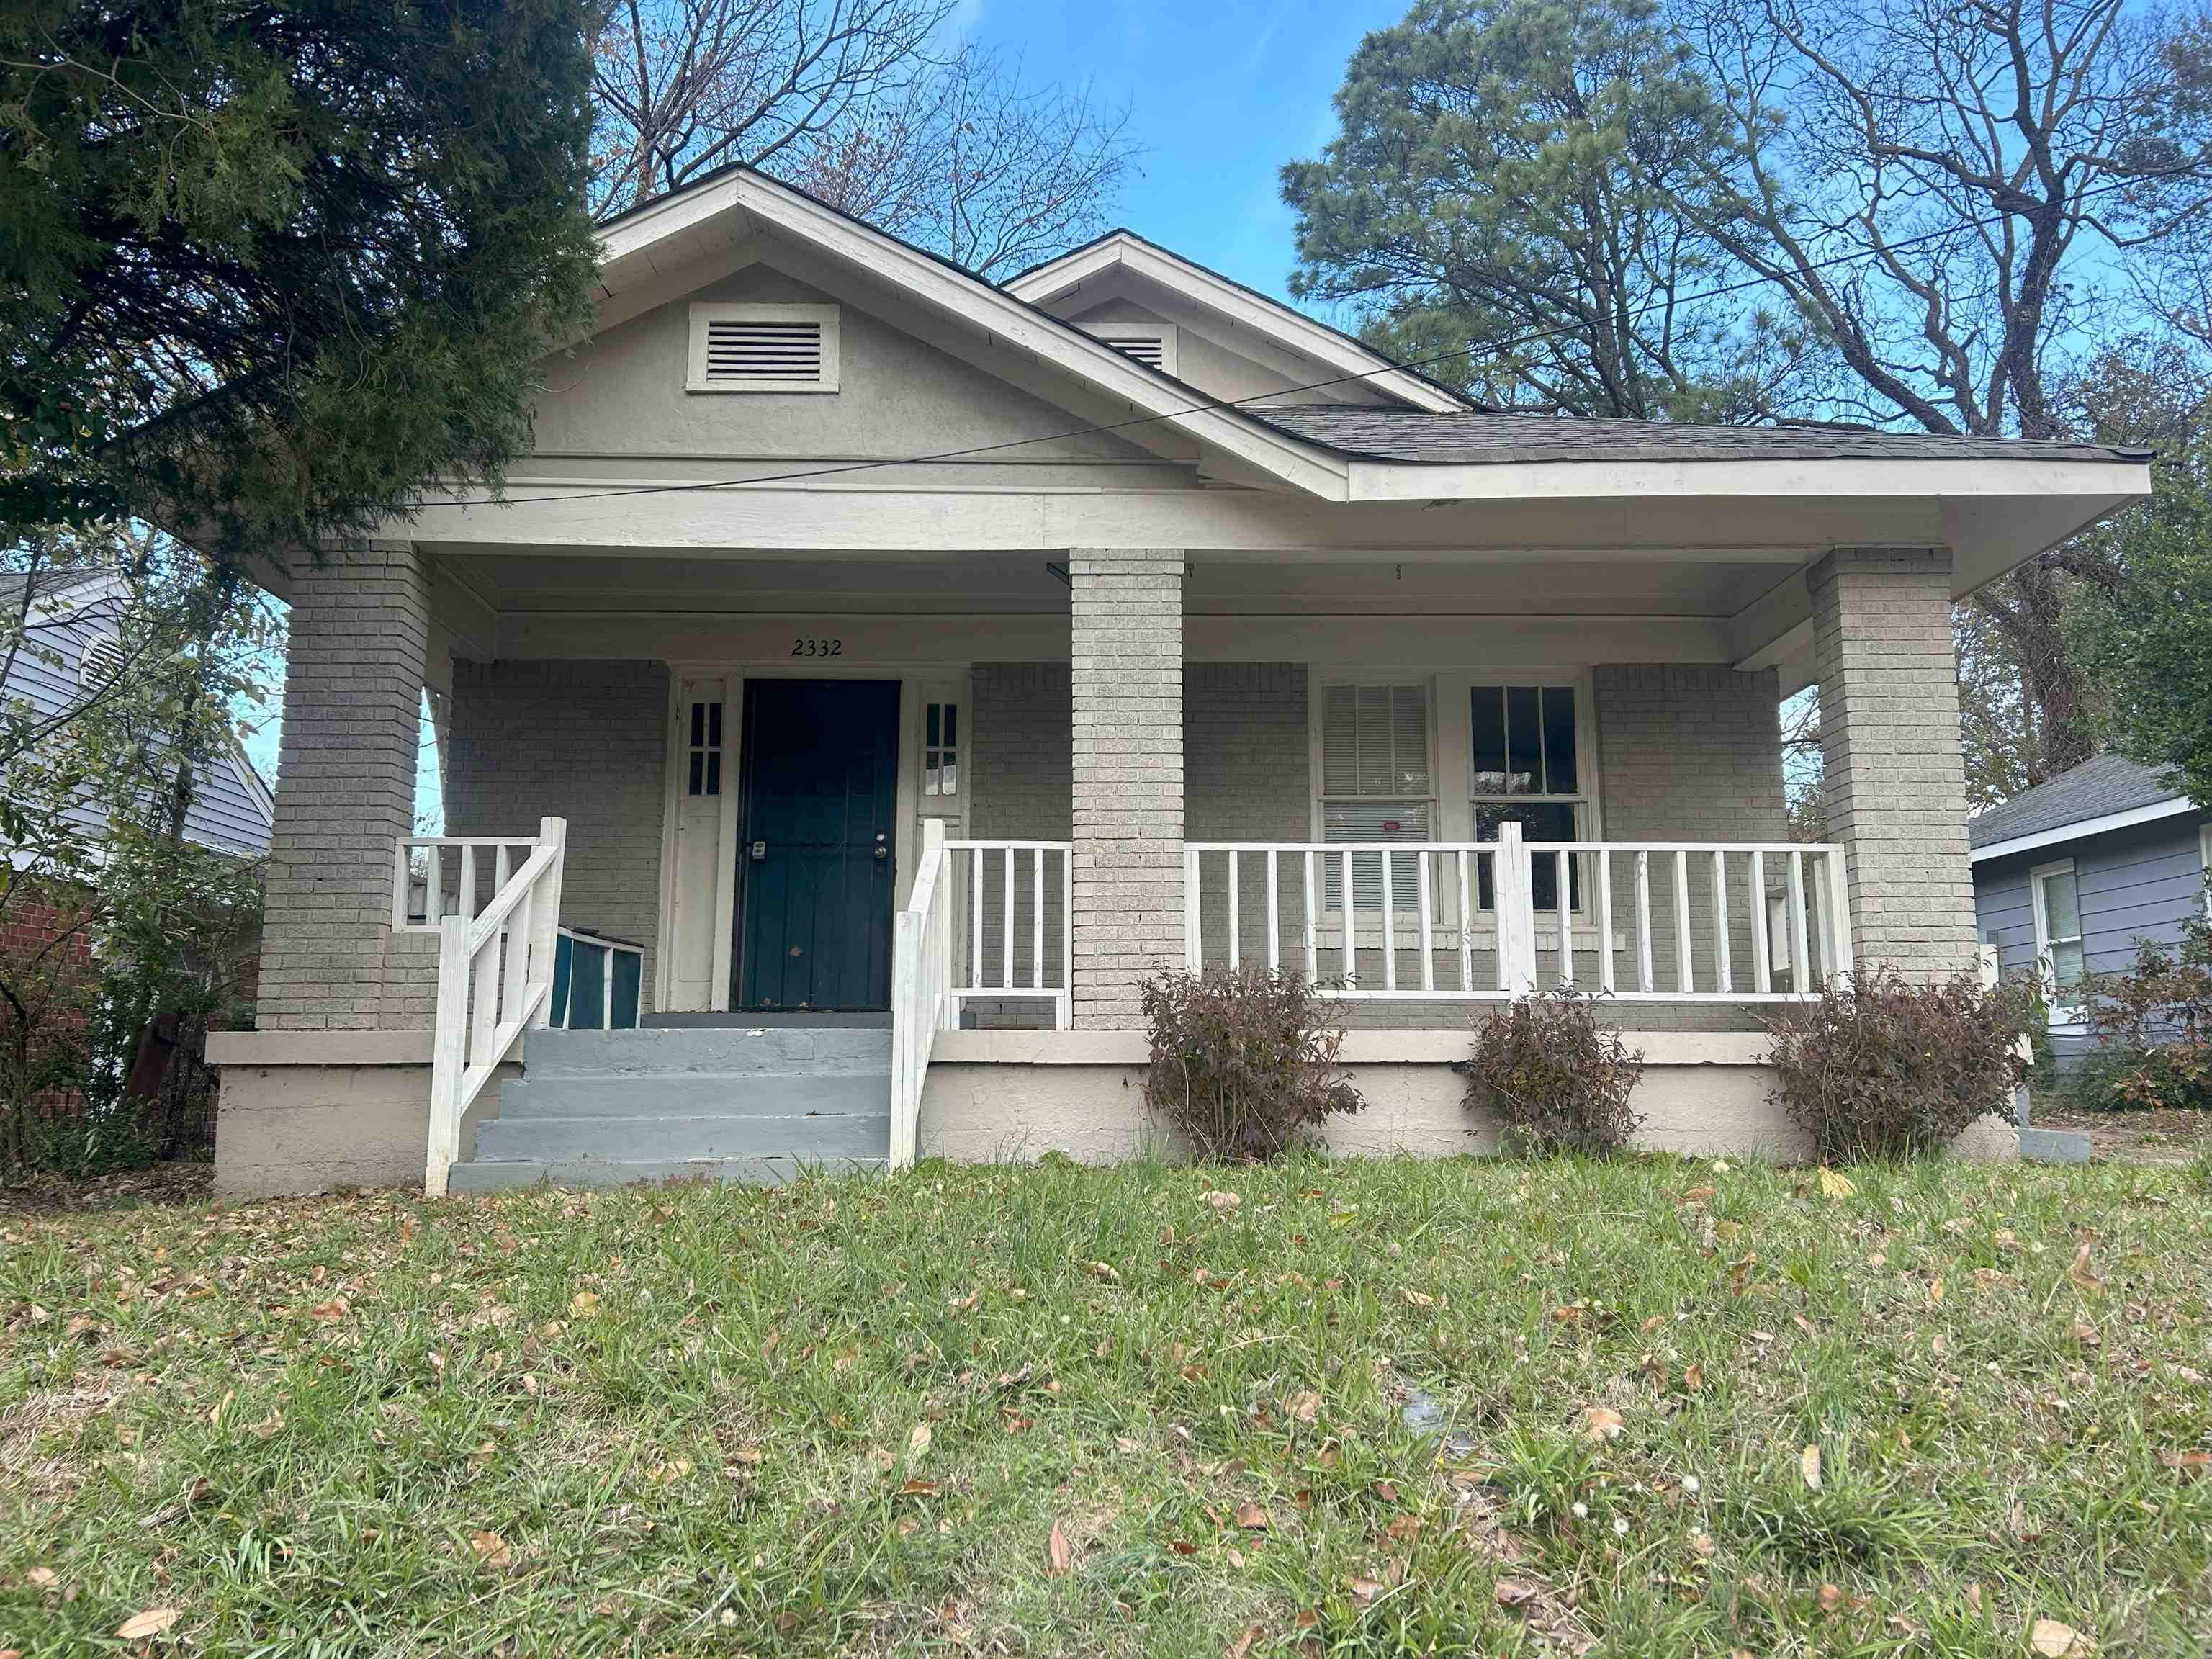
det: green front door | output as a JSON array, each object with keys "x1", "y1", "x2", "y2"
[{"x1": 735, "y1": 679, "x2": 900, "y2": 1012}]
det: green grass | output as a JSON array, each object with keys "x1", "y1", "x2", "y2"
[{"x1": 4, "y1": 1152, "x2": 2209, "y2": 1655}]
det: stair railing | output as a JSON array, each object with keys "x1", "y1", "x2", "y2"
[
  {"x1": 889, "y1": 818, "x2": 955, "y2": 1170},
  {"x1": 425, "y1": 817, "x2": 567, "y2": 1197}
]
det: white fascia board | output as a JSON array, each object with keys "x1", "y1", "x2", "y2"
[
  {"x1": 1007, "y1": 233, "x2": 1470, "y2": 414},
  {"x1": 593, "y1": 177, "x2": 1352, "y2": 500},
  {"x1": 1969, "y1": 795, "x2": 2197, "y2": 864},
  {"x1": 1344, "y1": 454, "x2": 2152, "y2": 505}
]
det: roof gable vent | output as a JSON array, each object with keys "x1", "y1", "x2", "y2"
[
  {"x1": 78, "y1": 629, "x2": 126, "y2": 689},
  {"x1": 1082, "y1": 323, "x2": 1177, "y2": 378},
  {"x1": 687, "y1": 302, "x2": 840, "y2": 392}
]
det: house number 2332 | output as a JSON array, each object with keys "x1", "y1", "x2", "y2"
[{"x1": 791, "y1": 637, "x2": 843, "y2": 657}]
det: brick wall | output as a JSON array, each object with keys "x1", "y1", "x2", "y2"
[
  {"x1": 1187, "y1": 663, "x2": 1308, "y2": 971},
  {"x1": 1069, "y1": 550, "x2": 1185, "y2": 1028},
  {"x1": 1809, "y1": 549, "x2": 1977, "y2": 980},
  {"x1": 256, "y1": 547, "x2": 437, "y2": 1030},
  {"x1": 445, "y1": 660, "x2": 671, "y2": 999}
]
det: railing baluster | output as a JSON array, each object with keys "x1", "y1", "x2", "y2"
[
  {"x1": 1711, "y1": 850, "x2": 1732, "y2": 994},
  {"x1": 1380, "y1": 846, "x2": 1397, "y2": 991},
  {"x1": 1812, "y1": 850, "x2": 1838, "y2": 986},
  {"x1": 469, "y1": 917, "x2": 498, "y2": 1055},
  {"x1": 1416, "y1": 849, "x2": 1435, "y2": 991},
  {"x1": 1555, "y1": 850, "x2": 1573, "y2": 987},
  {"x1": 1267, "y1": 849, "x2": 1281, "y2": 972},
  {"x1": 1596, "y1": 850, "x2": 1614, "y2": 992},
  {"x1": 969, "y1": 847, "x2": 982, "y2": 992},
  {"x1": 1673, "y1": 850, "x2": 1694, "y2": 994},
  {"x1": 1456, "y1": 849, "x2": 1473, "y2": 993},
  {"x1": 1341, "y1": 850, "x2": 1357, "y2": 986},
  {"x1": 1635, "y1": 851, "x2": 1654, "y2": 992},
  {"x1": 1186, "y1": 846, "x2": 1202, "y2": 971},
  {"x1": 1002, "y1": 847, "x2": 1015, "y2": 991},
  {"x1": 1032, "y1": 847, "x2": 1045, "y2": 992},
  {"x1": 1227, "y1": 849, "x2": 1241, "y2": 969},
  {"x1": 501, "y1": 887, "x2": 531, "y2": 1030},
  {"x1": 459, "y1": 844, "x2": 475, "y2": 922},
  {"x1": 1748, "y1": 849, "x2": 1771, "y2": 994},
  {"x1": 1303, "y1": 851, "x2": 1318, "y2": 981},
  {"x1": 1787, "y1": 850, "x2": 1810, "y2": 997}
]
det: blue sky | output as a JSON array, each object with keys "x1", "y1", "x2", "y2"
[{"x1": 963, "y1": 0, "x2": 1403, "y2": 307}]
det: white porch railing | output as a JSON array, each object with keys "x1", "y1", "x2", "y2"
[
  {"x1": 889, "y1": 821, "x2": 954, "y2": 1171},
  {"x1": 1184, "y1": 822, "x2": 1852, "y2": 1000},
  {"x1": 393, "y1": 835, "x2": 550, "y2": 933},
  {"x1": 422, "y1": 817, "x2": 567, "y2": 1196}
]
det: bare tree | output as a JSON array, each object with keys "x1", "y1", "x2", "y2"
[
  {"x1": 1681, "y1": 0, "x2": 2212, "y2": 778},
  {"x1": 590, "y1": 1, "x2": 1136, "y2": 276}
]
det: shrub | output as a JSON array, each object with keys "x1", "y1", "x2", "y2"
[
  {"x1": 1455, "y1": 987, "x2": 1644, "y2": 1154},
  {"x1": 2063, "y1": 910, "x2": 2212, "y2": 1113},
  {"x1": 1765, "y1": 970, "x2": 2036, "y2": 1161},
  {"x1": 1139, "y1": 966, "x2": 1363, "y2": 1161}
]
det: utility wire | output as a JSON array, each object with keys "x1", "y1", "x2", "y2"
[{"x1": 428, "y1": 170, "x2": 2165, "y2": 511}]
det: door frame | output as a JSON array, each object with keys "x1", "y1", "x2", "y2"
[{"x1": 655, "y1": 662, "x2": 942, "y2": 1013}]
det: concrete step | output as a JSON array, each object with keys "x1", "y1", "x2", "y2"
[
  {"x1": 475, "y1": 1110, "x2": 890, "y2": 1163},
  {"x1": 495, "y1": 1069, "x2": 889, "y2": 1120},
  {"x1": 521, "y1": 1025, "x2": 891, "y2": 1079},
  {"x1": 449, "y1": 1154, "x2": 886, "y2": 1193}
]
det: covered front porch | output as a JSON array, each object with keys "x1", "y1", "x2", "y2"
[{"x1": 210, "y1": 535, "x2": 1971, "y2": 1197}]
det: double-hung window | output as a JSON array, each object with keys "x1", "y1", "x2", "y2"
[
  {"x1": 1468, "y1": 683, "x2": 1586, "y2": 912},
  {"x1": 1318, "y1": 683, "x2": 1432, "y2": 912},
  {"x1": 2031, "y1": 859, "x2": 2086, "y2": 1001}
]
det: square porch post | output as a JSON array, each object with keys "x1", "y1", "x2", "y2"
[
  {"x1": 1068, "y1": 548, "x2": 1184, "y2": 1028},
  {"x1": 1807, "y1": 548, "x2": 1979, "y2": 981},
  {"x1": 256, "y1": 544, "x2": 436, "y2": 1030}
]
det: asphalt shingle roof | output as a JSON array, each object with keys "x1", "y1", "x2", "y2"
[
  {"x1": 1252, "y1": 405, "x2": 2147, "y2": 467},
  {"x1": 1969, "y1": 752, "x2": 2191, "y2": 850}
]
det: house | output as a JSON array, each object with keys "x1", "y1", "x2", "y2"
[
  {"x1": 3, "y1": 566, "x2": 276, "y2": 863},
  {"x1": 1972, "y1": 752, "x2": 2205, "y2": 1056},
  {"x1": 202, "y1": 168, "x2": 2152, "y2": 1196}
]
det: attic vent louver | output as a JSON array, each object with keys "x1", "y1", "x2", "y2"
[
  {"x1": 1082, "y1": 323, "x2": 1177, "y2": 377},
  {"x1": 686, "y1": 302, "x2": 840, "y2": 392},
  {"x1": 78, "y1": 630, "x2": 125, "y2": 689}
]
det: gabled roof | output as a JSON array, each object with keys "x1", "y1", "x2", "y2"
[
  {"x1": 1001, "y1": 228, "x2": 1472, "y2": 414},
  {"x1": 1969, "y1": 752, "x2": 2195, "y2": 860}
]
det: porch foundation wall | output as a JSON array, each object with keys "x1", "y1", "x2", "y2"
[
  {"x1": 211, "y1": 1058, "x2": 511, "y2": 1199},
  {"x1": 445, "y1": 659, "x2": 672, "y2": 999}
]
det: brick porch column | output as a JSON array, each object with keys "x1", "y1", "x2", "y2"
[
  {"x1": 1807, "y1": 548, "x2": 1978, "y2": 981},
  {"x1": 256, "y1": 544, "x2": 435, "y2": 1029},
  {"x1": 1068, "y1": 548, "x2": 1184, "y2": 1028}
]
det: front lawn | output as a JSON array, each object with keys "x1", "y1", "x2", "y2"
[{"x1": 4, "y1": 1154, "x2": 2208, "y2": 1656}]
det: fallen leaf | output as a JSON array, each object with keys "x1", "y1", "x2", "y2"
[
  {"x1": 25, "y1": 1568, "x2": 58, "y2": 1589},
  {"x1": 1401, "y1": 1287, "x2": 1434, "y2": 1308},
  {"x1": 908, "y1": 1422, "x2": 932, "y2": 1456},
  {"x1": 469, "y1": 1530, "x2": 511, "y2": 1568},
  {"x1": 1926, "y1": 1277, "x2": 1944, "y2": 1306},
  {"x1": 1494, "y1": 1579, "x2": 1538, "y2": 1609},
  {"x1": 896, "y1": 1478, "x2": 938, "y2": 1496},
  {"x1": 1287, "y1": 1389, "x2": 1321, "y2": 1424},
  {"x1": 2031, "y1": 1617, "x2": 2092, "y2": 1657},
  {"x1": 1800, "y1": 1444, "x2": 1822, "y2": 1491},
  {"x1": 1682, "y1": 1363, "x2": 1704, "y2": 1393},
  {"x1": 2067, "y1": 1244, "x2": 2105, "y2": 1295},
  {"x1": 1089, "y1": 1261, "x2": 1120, "y2": 1281},
  {"x1": 1235, "y1": 1501, "x2": 1269, "y2": 1531},
  {"x1": 2074, "y1": 1322, "x2": 2103, "y2": 1349},
  {"x1": 1045, "y1": 1519, "x2": 1072, "y2": 1576},
  {"x1": 1817, "y1": 1583, "x2": 1845, "y2": 1612},
  {"x1": 1349, "y1": 1575, "x2": 1382, "y2": 1604},
  {"x1": 114, "y1": 1609, "x2": 181, "y2": 1640},
  {"x1": 1384, "y1": 1514, "x2": 1421, "y2": 1543},
  {"x1": 1817, "y1": 1168, "x2": 1856, "y2": 1200},
  {"x1": 1584, "y1": 1406, "x2": 1625, "y2": 1441},
  {"x1": 569, "y1": 1291, "x2": 600, "y2": 1316},
  {"x1": 2159, "y1": 1448, "x2": 2209, "y2": 1475},
  {"x1": 1203, "y1": 1190, "x2": 1241, "y2": 1211}
]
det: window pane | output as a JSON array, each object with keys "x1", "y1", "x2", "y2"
[
  {"x1": 1470, "y1": 686, "x2": 1506, "y2": 794},
  {"x1": 705, "y1": 751, "x2": 721, "y2": 796},
  {"x1": 1355, "y1": 685, "x2": 1393, "y2": 793},
  {"x1": 1322, "y1": 800, "x2": 1429, "y2": 911},
  {"x1": 941, "y1": 755, "x2": 957, "y2": 794},
  {"x1": 1325, "y1": 683, "x2": 1430, "y2": 798},
  {"x1": 688, "y1": 751, "x2": 703, "y2": 796},
  {"x1": 1541, "y1": 687, "x2": 1577, "y2": 794},
  {"x1": 707, "y1": 701, "x2": 722, "y2": 747},
  {"x1": 1389, "y1": 684, "x2": 1431, "y2": 793},
  {"x1": 1505, "y1": 686, "x2": 1541, "y2": 793},
  {"x1": 2042, "y1": 869, "x2": 2081, "y2": 939},
  {"x1": 1474, "y1": 803, "x2": 1578, "y2": 909},
  {"x1": 926, "y1": 703, "x2": 940, "y2": 747},
  {"x1": 2052, "y1": 938, "x2": 2086, "y2": 990},
  {"x1": 690, "y1": 701, "x2": 705, "y2": 746},
  {"x1": 943, "y1": 704, "x2": 957, "y2": 747},
  {"x1": 1322, "y1": 685, "x2": 1358, "y2": 795}
]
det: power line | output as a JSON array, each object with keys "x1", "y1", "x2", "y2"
[{"x1": 427, "y1": 170, "x2": 2165, "y2": 512}]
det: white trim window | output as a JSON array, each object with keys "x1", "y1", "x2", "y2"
[
  {"x1": 2030, "y1": 858, "x2": 2087, "y2": 1004},
  {"x1": 1467, "y1": 683, "x2": 1588, "y2": 912},
  {"x1": 923, "y1": 699, "x2": 960, "y2": 799},
  {"x1": 1317, "y1": 680, "x2": 1432, "y2": 912}
]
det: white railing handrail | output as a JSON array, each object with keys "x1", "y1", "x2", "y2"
[
  {"x1": 1184, "y1": 831, "x2": 1853, "y2": 1002},
  {"x1": 943, "y1": 839, "x2": 1074, "y2": 1027},
  {"x1": 425, "y1": 817, "x2": 566, "y2": 1197},
  {"x1": 889, "y1": 819, "x2": 956, "y2": 1171}
]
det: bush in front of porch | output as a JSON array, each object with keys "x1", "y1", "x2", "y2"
[
  {"x1": 1455, "y1": 987, "x2": 1646, "y2": 1155},
  {"x1": 1140, "y1": 966, "x2": 1364, "y2": 1161}
]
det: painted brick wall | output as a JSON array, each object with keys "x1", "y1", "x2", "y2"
[
  {"x1": 1809, "y1": 549, "x2": 1978, "y2": 980},
  {"x1": 1069, "y1": 549, "x2": 1185, "y2": 1028},
  {"x1": 1187, "y1": 662, "x2": 1309, "y2": 971},
  {"x1": 445, "y1": 660, "x2": 672, "y2": 1000},
  {"x1": 256, "y1": 547, "x2": 438, "y2": 1030}
]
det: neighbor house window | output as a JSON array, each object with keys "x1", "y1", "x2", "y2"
[
  {"x1": 1469, "y1": 684, "x2": 1586, "y2": 911},
  {"x1": 686, "y1": 700, "x2": 722, "y2": 797},
  {"x1": 1319, "y1": 682, "x2": 1431, "y2": 910},
  {"x1": 924, "y1": 701, "x2": 959, "y2": 798},
  {"x1": 2031, "y1": 859, "x2": 2085, "y2": 997}
]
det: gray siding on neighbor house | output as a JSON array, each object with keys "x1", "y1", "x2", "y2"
[
  {"x1": 6, "y1": 577, "x2": 272, "y2": 858},
  {"x1": 1975, "y1": 812, "x2": 2207, "y2": 1056}
]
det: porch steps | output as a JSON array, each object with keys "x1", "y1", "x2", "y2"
[{"x1": 446, "y1": 1026, "x2": 891, "y2": 1192}]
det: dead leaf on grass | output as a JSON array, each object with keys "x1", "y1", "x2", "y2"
[
  {"x1": 1226, "y1": 1623, "x2": 1264, "y2": 1658},
  {"x1": 908, "y1": 1421, "x2": 932, "y2": 1457},
  {"x1": 1203, "y1": 1191, "x2": 1241, "y2": 1211},
  {"x1": 1287, "y1": 1389, "x2": 1321, "y2": 1424},
  {"x1": 2067, "y1": 1244, "x2": 2105, "y2": 1295},
  {"x1": 1799, "y1": 1444, "x2": 1822, "y2": 1491},
  {"x1": 2031, "y1": 1618, "x2": 2094, "y2": 1657},
  {"x1": 568, "y1": 1291, "x2": 600, "y2": 1316},
  {"x1": 114, "y1": 1608, "x2": 180, "y2": 1640},
  {"x1": 469, "y1": 1529, "x2": 511, "y2": 1568},
  {"x1": 1235, "y1": 1501, "x2": 1269, "y2": 1531},
  {"x1": 1817, "y1": 1169, "x2": 1856, "y2": 1200},
  {"x1": 1045, "y1": 1519, "x2": 1072, "y2": 1576},
  {"x1": 1584, "y1": 1406, "x2": 1624, "y2": 1441}
]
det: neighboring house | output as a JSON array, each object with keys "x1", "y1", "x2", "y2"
[
  {"x1": 202, "y1": 168, "x2": 2152, "y2": 1197},
  {"x1": 1971, "y1": 753, "x2": 2205, "y2": 1056},
  {"x1": 2, "y1": 567, "x2": 275, "y2": 863}
]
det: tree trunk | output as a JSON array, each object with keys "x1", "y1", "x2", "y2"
[{"x1": 1974, "y1": 561, "x2": 2094, "y2": 782}]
